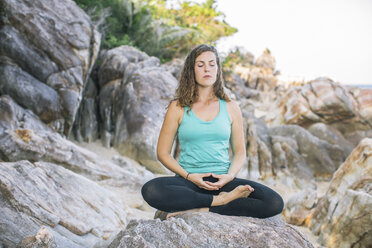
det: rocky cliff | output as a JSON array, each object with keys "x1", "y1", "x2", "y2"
[{"x1": 0, "y1": 0, "x2": 371, "y2": 247}]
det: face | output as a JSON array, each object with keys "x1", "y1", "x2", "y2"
[{"x1": 194, "y1": 51, "x2": 218, "y2": 87}]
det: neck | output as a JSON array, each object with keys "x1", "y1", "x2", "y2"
[{"x1": 197, "y1": 86, "x2": 217, "y2": 103}]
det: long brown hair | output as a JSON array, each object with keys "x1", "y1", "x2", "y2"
[{"x1": 172, "y1": 44, "x2": 230, "y2": 111}]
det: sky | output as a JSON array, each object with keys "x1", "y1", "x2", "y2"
[{"x1": 214, "y1": 0, "x2": 372, "y2": 85}]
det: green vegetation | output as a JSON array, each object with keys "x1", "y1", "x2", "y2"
[
  {"x1": 74, "y1": 0, "x2": 237, "y2": 62},
  {"x1": 222, "y1": 46, "x2": 254, "y2": 70}
]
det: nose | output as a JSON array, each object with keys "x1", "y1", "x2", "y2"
[{"x1": 204, "y1": 65, "x2": 210, "y2": 72}]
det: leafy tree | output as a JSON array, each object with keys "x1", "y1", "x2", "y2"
[
  {"x1": 146, "y1": 0, "x2": 237, "y2": 59},
  {"x1": 74, "y1": 0, "x2": 237, "y2": 62}
]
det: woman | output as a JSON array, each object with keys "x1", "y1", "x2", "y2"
[{"x1": 141, "y1": 44, "x2": 283, "y2": 220}]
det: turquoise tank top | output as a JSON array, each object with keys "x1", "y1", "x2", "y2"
[{"x1": 177, "y1": 98, "x2": 231, "y2": 175}]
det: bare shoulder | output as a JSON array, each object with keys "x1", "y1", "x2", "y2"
[
  {"x1": 226, "y1": 100, "x2": 242, "y2": 123},
  {"x1": 167, "y1": 100, "x2": 184, "y2": 124},
  {"x1": 168, "y1": 100, "x2": 183, "y2": 112},
  {"x1": 226, "y1": 100, "x2": 242, "y2": 114},
  {"x1": 226, "y1": 99, "x2": 241, "y2": 110}
]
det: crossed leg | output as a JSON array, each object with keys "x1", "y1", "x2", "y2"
[{"x1": 141, "y1": 176, "x2": 283, "y2": 219}]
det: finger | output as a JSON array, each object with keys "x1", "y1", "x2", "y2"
[
  {"x1": 201, "y1": 182, "x2": 219, "y2": 190},
  {"x1": 211, "y1": 173, "x2": 221, "y2": 178},
  {"x1": 205, "y1": 181, "x2": 222, "y2": 188},
  {"x1": 202, "y1": 186, "x2": 218, "y2": 191}
]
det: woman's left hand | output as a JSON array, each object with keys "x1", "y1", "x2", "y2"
[{"x1": 205, "y1": 173, "x2": 234, "y2": 189}]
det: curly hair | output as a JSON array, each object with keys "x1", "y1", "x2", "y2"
[{"x1": 172, "y1": 44, "x2": 230, "y2": 112}]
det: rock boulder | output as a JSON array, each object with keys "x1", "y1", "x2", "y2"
[
  {"x1": 266, "y1": 78, "x2": 372, "y2": 144},
  {"x1": 109, "y1": 212, "x2": 314, "y2": 248},
  {"x1": 0, "y1": 160, "x2": 127, "y2": 247},
  {"x1": 308, "y1": 138, "x2": 372, "y2": 247},
  {"x1": 93, "y1": 46, "x2": 178, "y2": 173},
  {"x1": 0, "y1": 0, "x2": 100, "y2": 135},
  {"x1": 0, "y1": 95, "x2": 138, "y2": 182}
]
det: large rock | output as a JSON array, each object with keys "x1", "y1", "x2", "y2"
[
  {"x1": 307, "y1": 122, "x2": 354, "y2": 158},
  {"x1": 266, "y1": 78, "x2": 372, "y2": 142},
  {"x1": 108, "y1": 212, "x2": 314, "y2": 248},
  {"x1": 94, "y1": 46, "x2": 178, "y2": 173},
  {"x1": 283, "y1": 188, "x2": 317, "y2": 226},
  {"x1": 162, "y1": 58, "x2": 184, "y2": 80},
  {"x1": 98, "y1": 46, "x2": 150, "y2": 88},
  {"x1": 0, "y1": 0, "x2": 100, "y2": 135},
  {"x1": 255, "y1": 49, "x2": 276, "y2": 71},
  {"x1": 0, "y1": 95, "x2": 139, "y2": 182},
  {"x1": 308, "y1": 138, "x2": 372, "y2": 248},
  {"x1": 232, "y1": 65, "x2": 277, "y2": 91},
  {"x1": 342, "y1": 86, "x2": 372, "y2": 132},
  {"x1": 0, "y1": 160, "x2": 127, "y2": 247},
  {"x1": 244, "y1": 114, "x2": 273, "y2": 180},
  {"x1": 270, "y1": 125, "x2": 345, "y2": 178},
  {"x1": 224, "y1": 72, "x2": 263, "y2": 100},
  {"x1": 72, "y1": 77, "x2": 99, "y2": 143}
]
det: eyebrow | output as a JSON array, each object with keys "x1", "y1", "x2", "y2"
[{"x1": 196, "y1": 59, "x2": 216, "y2": 63}]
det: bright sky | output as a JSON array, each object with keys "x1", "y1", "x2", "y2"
[{"x1": 215, "y1": 0, "x2": 372, "y2": 85}]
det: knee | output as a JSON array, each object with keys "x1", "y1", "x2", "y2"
[
  {"x1": 141, "y1": 178, "x2": 163, "y2": 207},
  {"x1": 141, "y1": 180, "x2": 154, "y2": 203},
  {"x1": 270, "y1": 193, "x2": 284, "y2": 216}
]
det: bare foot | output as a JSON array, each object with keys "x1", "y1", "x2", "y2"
[
  {"x1": 212, "y1": 185, "x2": 254, "y2": 206},
  {"x1": 167, "y1": 208, "x2": 209, "y2": 219}
]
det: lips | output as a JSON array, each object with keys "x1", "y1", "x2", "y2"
[{"x1": 203, "y1": 75, "x2": 212, "y2": 78}]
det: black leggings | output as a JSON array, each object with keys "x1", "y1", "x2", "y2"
[{"x1": 141, "y1": 176, "x2": 284, "y2": 218}]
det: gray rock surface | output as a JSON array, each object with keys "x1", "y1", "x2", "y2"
[
  {"x1": 95, "y1": 46, "x2": 178, "y2": 173},
  {"x1": 72, "y1": 77, "x2": 99, "y2": 143},
  {"x1": 0, "y1": 95, "x2": 138, "y2": 182},
  {"x1": 0, "y1": 160, "x2": 127, "y2": 247},
  {"x1": 270, "y1": 124, "x2": 345, "y2": 178},
  {"x1": 98, "y1": 46, "x2": 150, "y2": 88},
  {"x1": 0, "y1": 0, "x2": 100, "y2": 135},
  {"x1": 108, "y1": 212, "x2": 314, "y2": 248},
  {"x1": 242, "y1": 114, "x2": 273, "y2": 179},
  {"x1": 307, "y1": 122, "x2": 354, "y2": 158}
]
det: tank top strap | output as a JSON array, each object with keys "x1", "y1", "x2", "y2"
[{"x1": 219, "y1": 98, "x2": 231, "y2": 123}]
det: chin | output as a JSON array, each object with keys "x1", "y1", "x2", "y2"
[{"x1": 199, "y1": 79, "x2": 216, "y2": 86}]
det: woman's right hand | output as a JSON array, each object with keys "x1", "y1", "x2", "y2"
[{"x1": 187, "y1": 173, "x2": 219, "y2": 191}]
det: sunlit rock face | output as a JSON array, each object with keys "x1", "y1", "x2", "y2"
[
  {"x1": 0, "y1": 0, "x2": 100, "y2": 135},
  {"x1": 308, "y1": 138, "x2": 372, "y2": 248},
  {"x1": 224, "y1": 49, "x2": 278, "y2": 96},
  {"x1": 282, "y1": 188, "x2": 317, "y2": 226},
  {"x1": 265, "y1": 78, "x2": 372, "y2": 137},
  {"x1": 255, "y1": 49, "x2": 276, "y2": 71},
  {"x1": 108, "y1": 212, "x2": 314, "y2": 248}
]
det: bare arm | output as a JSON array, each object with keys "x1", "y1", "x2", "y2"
[
  {"x1": 157, "y1": 101, "x2": 188, "y2": 178},
  {"x1": 157, "y1": 101, "x2": 219, "y2": 190},
  {"x1": 227, "y1": 100, "x2": 246, "y2": 178}
]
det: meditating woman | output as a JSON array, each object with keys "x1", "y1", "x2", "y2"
[{"x1": 141, "y1": 44, "x2": 284, "y2": 220}]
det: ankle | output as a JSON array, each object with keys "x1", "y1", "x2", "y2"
[{"x1": 212, "y1": 194, "x2": 228, "y2": 206}]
